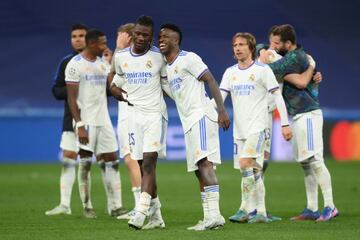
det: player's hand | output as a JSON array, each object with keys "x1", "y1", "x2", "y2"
[
  {"x1": 281, "y1": 125, "x2": 293, "y2": 141},
  {"x1": 259, "y1": 49, "x2": 273, "y2": 64},
  {"x1": 218, "y1": 109, "x2": 230, "y2": 131},
  {"x1": 111, "y1": 86, "x2": 130, "y2": 103},
  {"x1": 313, "y1": 71, "x2": 322, "y2": 84},
  {"x1": 78, "y1": 126, "x2": 89, "y2": 145}
]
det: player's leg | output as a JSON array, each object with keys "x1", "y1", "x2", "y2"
[
  {"x1": 127, "y1": 111, "x2": 162, "y2": 229},
  {"x1": 186, "y1": 116, "x2": 224, "y2": 230},
  {"x1": 141, "y1": 115, "x2": 167, "y2": 230},
  {"x1": 97, "y1": 155, "x2": 113, "y2": 216},
  {"x1": 78, "y1": 148, "x2": 96, "y2": 218},
  {"x1": 241, "y1": 132, "x2": 270, "y2": 223},
  {"x1": 77, "y1": 126, "x2": 97, "y2": 219},
  {"x1": 308, "y1": 110, "x2": 338, "y2": 221},
  {"x1": 117, "y1": 118, "x2": 141, "y2": 216},
  {"x1": 97, "y1": 122, "x2": 127, "y2": 217},
  {"x1": 290, "y1": 113, "x2": 320, "y2": 221},
  {"x1": 45, "y1": 132, "x2": 77, "y2": 216},
  {"x1": 229, "y1": 138, "x2": 251, "y2": 222}
]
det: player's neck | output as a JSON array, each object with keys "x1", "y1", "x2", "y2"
[
  {"x1": 81, "y1": 49, "x2": 97, "y2": 61},
  {"x1": 237, "y1": 57, "x2": 254, "y2": 69},
  {"x1": 166, "y1": 49, "x2": 180, "y2": 65}
]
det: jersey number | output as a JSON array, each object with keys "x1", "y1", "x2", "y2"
[{"x1": 128, "y1": 133, "x2": 135, "y2": 146}]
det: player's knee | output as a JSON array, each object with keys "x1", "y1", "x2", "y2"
[
  {"x1": 309, "y1": 158, "x2": 326, "y2": 174},
  {"x1": 239, "y1": 158, "x2": 253, "y2": 169},
  {"x1": 264, "y1": 151, "x2": 270, "y2": 160},
  {"x1": 101, "y1": 151, "x2": 118, "y2": 162},
  {"x1": 79, "y1": 149, "x2": 92, "y2": 158},
  {"x1": 197, "y1": 158, "x2": 213, "y2": 169},
  {"x1": 63, "y1": 150, "x2": 77, "y2": 160}
]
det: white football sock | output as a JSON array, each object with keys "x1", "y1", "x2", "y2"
[
  {"x1": 311, "y1": 160, "x2": 335, "y2": 209},
  {"x1": 239, "y1": 168, "x2": 255, "y2": 213},
  {"x1": 137, "y1": 192, "x2": 151, "y2": 215},
  {"x1": 201, "y1": 191, "x2": 209, "y2": 221},
  {"x1": 301, "y1": 161, "x2": 318, "y2": 211},
  {"x1": 255, "y1": 170, "x2": 266, "y2": 215},
  {"x1": 204, "y1": 185, "x2": 221, "y2": 218},
  {"x1": 105, "y1": 160, "x2": 123, "y2": 209},
  {"x1": 132, "y1": 186, "x2": 141, "y2": 210},
  {"x1": 60, "y1": 157, "x2": 76, "y2": 208},
  {"x1": 149, "y1": 196, "x2": 163, "y2": 221},
  {"x1": 98, "y1": 160, "x2": 113, "y2": 214},
  {"x1": 78, "y1": 157, "x2": 93, "y2": 209}
]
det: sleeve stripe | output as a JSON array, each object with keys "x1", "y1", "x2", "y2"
[
  {"x1": 268, "y1": 86, "x2": 279, "y2": 92},
  {"x1": 220, "y1": 88, "x2": 230, "y2": 93},
  {"x1": 65, "y1": 81, "x2": 79, "y2": 85},
  {"x1": 197, "y1": 68, "x2": 209, "y2": 79}
]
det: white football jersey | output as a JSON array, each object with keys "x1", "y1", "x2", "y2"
[
  {"x1": 259, "y1": 49, "x2": 283, "y2": 112},
  {"x1": 165, "y1": 50, "x2": 217, "y2": 132},
  {"x1": 220, "y1": 61, "x2": 279, "y2": 139},
  {"x1": 113, "y1": 46, "x2": 167, "y2": 118},
  {"x1": 65, "y1": 54, "x2": 111, "y2": 126}
]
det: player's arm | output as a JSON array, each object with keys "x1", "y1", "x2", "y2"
[
  {"x1": 200, "y1": 71, "x2": 230, "y2": 130},
  {"x1": 65, "y1": 63, "x2": 88, "y2": 144},
  {"x1": 271, "y1": 89, "x2": 293, "y2": 141},
  {"x1": 161, "y1": 76, "x2": 174, "y2": 100},
  {"x1": 268, "y1": 53, "x2": 300, "y2": 83},
  {"x1": 284, "y1": 66, "x2": 314, "y2": 89},
  {"x1": 110, "y1": 74, "x2": 131, "y2": 105},
  {"x1": 66, "y1": 83, "x2": 89, "y2": 144},
  {"x1": 266, "y1": 66, "x2": 292, "y2": 141},
  {"x1": 51, "y1": 58, "x2": 69, "y2": 100},
  {"x1": 283, "y1": 54, "x2": 316, "y2": 89}
]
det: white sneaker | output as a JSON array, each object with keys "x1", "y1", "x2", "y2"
[
  {"x1": 142, "y1": 217, "x2": 165, "y2": 230},
  {"x1": 117, "y1": 209, "x2": 136, "y2": 220},
  {"x1": 128, "y1": 211, "x2": 146, "y2": 230},
  {"x1": 45, "y1": 205, "x2": 71, "y2": 216},
  {"x1": 203, "y1": 215, "x2": 225, "y2": 230},
  {"x1": 187, "y1": 220, "x2": 205, "y2": 231}
]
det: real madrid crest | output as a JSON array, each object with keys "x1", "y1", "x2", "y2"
[
  {"x1": 146, "y1": 60, "x2": 152, "y2": 69},
  {"x1": 174, "y1": 66, "x2": 178, "y2": 74},
  {"x1": 100, "y1": 64, "x2": 106, "y2": 71},
  {"x1": 123, "y1": 63, "x2": 128, "y2": 69},
  {"x1": 249, "y1": 73, "x2": 255, "y2": 81}
]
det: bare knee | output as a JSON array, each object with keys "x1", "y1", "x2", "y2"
[
  {"x1": 79, "y1": 149, "x2": 93, "y2": 158},
  {"x1": 239, "y1": 158, "x2": 254, "y2": 169},
  {"x1": 63, "y1": 150, "x2": 77, "y2": 160}
]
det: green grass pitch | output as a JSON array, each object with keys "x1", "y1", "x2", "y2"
[{"x1": 0, "y1": 160, "x2": 359, "y2": 239}]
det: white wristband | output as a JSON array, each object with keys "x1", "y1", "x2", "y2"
[{"x1": 75, "y1": 121, "x2": 85, "y2": 128}]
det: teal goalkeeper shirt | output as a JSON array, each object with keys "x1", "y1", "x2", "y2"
[{"x1": 268, "y1": 46, "x2": 321, "y2": 116}]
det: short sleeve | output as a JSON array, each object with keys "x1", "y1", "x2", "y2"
[
  {"x1": 219, "y1": 68, "x2": 231, "y2": 93},
  {"x1": 186, "y1": 52, "x2": 209, "y2": 79},
  {"x1": 114, "y1": 54, "x2": 124, "y2": 76},
  {"x1": 65, "y1": 60, "x2": 80, "y2": 84},
  {"x1": 160, "y1": 59, "x2": 167, "y2": 79},
  {"x1": 263, "y1": 65, "x2": 279, "y2": 92},
  {"x1": 112, "y1": 74, "x2": 126, "y2": 88}
]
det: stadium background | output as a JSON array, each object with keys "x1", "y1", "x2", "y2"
[{"x1": 1, "y1": 0, "x2": 359, "y2": 162}]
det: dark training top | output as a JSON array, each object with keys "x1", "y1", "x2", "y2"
[{"x1": 51, "y1": 53, "x2": 76, "y2": 132}]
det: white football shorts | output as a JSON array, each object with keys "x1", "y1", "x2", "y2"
[{"x1": 184, "y1": 116, "x2": 221, "y2": 172}]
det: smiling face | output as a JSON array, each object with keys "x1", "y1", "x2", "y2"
[
  {"x1": 232, "y1": 36, "x2": 252, "y2": 62},
  {"x1": 158, "y1": 28, "x2": 179, "y2": 56},
  {"x1": 132, "y1": 24, "x2": 153, "y2": 54}
]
